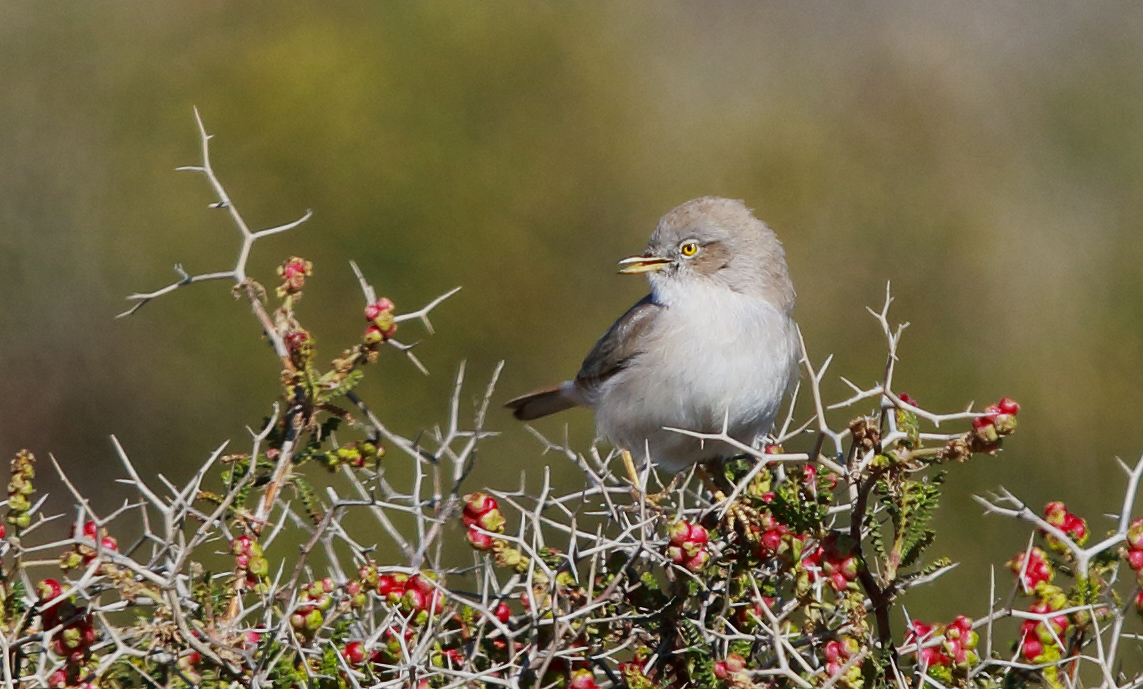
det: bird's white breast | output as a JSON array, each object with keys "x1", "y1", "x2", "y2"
[{"x1": 595, "y1": 279, "x2": 798, "y2": 472}]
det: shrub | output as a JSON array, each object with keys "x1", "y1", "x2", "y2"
[{"x1": 3, "y1": 114, "x2": 1141, "y2": 688}]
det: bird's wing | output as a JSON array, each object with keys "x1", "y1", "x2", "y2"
[{"x1": 573, "y1": 293, "x2": 661, "y2": 398}]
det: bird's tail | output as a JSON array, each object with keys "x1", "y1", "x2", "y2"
[{"x1": 504, "y1": 383, "x2": 579, "y2": 421}]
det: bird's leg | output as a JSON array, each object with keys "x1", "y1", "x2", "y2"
[
  {"x1": 620, "y1": 449, "x2": 678, "y2": 506},
  {"x1": 697, "y1": 462, "x2": 763, "y2": 542}
]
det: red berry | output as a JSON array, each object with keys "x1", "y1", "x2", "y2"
[
  {"x1": 363, "y1": 324, "x2": 385, "y2": 345},
  {"x1": 37, "y1": 579, "x2": 62, "y2": 602},
  {"x1": 898, "y1": 392, "x2": 917, "y2": 406},
  {"x1": 668, "y1": 521, "x2": 691, "y2": 547},
  {"x1": 76, "y1": 520, "x2": 98, "y2": 540},
  {"x1": 824, "y1": 640, "x2": 841, "y2": 663},
  {"x1": 997, "y1": 397, "x2": 1020, "y2": 415},
  {"x1": 343, "y1": 641, "x2": 367, "y2": 665},
  {"x1": 1127, "y1": 548, "x2": 1143, "y2": 570},
  {"x1": 684, "y1": 550, "x2": 710, "y2": 572},
  {"x1": 467, "y1": 527, "x2": 494, "y2": 550},
  {"x1": 1021, "y1": 636, "x2": 1043, "y2": 661},
  {"x1": 569, "y1": 669, "x2": 600, "y2": 689},
  {"x1": 493, "y1": 602, "x2": 511, "y2": 624},
  {"x1": 441, "y1": 648, "x2": 463, "y2": 666},
  {"x1": 972, "y1": 415, "x2": 995, "y2": 430}
]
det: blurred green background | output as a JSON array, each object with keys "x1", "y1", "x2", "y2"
[{"x1": 3, "y1": 2, "x2": 1143, "y2": 620}]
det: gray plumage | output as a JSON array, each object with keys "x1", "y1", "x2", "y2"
[{"x1": 506, "y1": 196, "x2": 799, "y2": 472}]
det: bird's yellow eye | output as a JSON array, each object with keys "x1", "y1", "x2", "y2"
[{"x1": 680, "y1": 241, "x2": 699, "y2": 257}]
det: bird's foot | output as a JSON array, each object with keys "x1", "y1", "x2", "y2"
[
  {"x1": 713, "y1": 489, "x2": 767, "y2": 542},
  {"x1": 620, "y1": 450, "x2": 678, "y2": 507},
  {"x1": 697, "y1": 465, "x2": 767, "y2": 542}
]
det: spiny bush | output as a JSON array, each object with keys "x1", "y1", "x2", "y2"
[{"x1": 2, "y1": 114, "x2": 1142, "y2": 689}]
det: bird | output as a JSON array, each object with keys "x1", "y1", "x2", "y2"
[{"x1": 506, "y1": 196, "x2": 799, "y2": 480}]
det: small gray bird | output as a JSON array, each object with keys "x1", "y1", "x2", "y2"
[{"x1": 506, "y1": 197, "x2": 799, "y2": 474}]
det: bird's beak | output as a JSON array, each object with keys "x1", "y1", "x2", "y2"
[{"x1": 618, "y1": 255, "x2": 671, "y2": 274}]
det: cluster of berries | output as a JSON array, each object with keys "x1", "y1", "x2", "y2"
[
  {"x1": 1005, "y1": 535, "x2": 1074, "y2": 664},
  {"x1": 40, "y1": 578, "x2": 97, "y2": 688},
  {"x1": 971, "y1": 397, "x2": 1020, "y2": 446},
  {"x1": 290, "y1": 577, "x2": 337, "y2": 634},
  {"x1": 823, "y1": 637, "x2": 862, "y2": 679},
  {"x1": 1125, "y1": 519, "x2": 1143, "y2": 613},
  {"x1": 1017, "y1": 596, "x2": 1069, "y2": 663},
  {"x1": 1007, "y1": 546, "x2": 1053, "y2": 593},
  {"x1": 231, "y1": 534, "x2": 269, "y2": 589},
  {"x1": 666, "y1": 520, "x2": 710, "y2": 572},
  {"x1": 1042, "y1": 501, "x2": 1088, "y2": 550},
  {"x1": 801, "y1": 533, "x2": 860, "y2": 592},
  {"x1": 463, "y1": 492, "x2": 506, "y2": 550},
  {"x1": 364, "y1": 297, "x2": 398, "y2": 345},
  {"x1": 59, "y1": 521, "x2": 118, "y2": 572},
  {"x1": 6, "y1": 449, "x2": 34, "y2": 531},
  {"x1": 905, "y1": 616, "x2": 979, "y2": 675},
  {"x1": 755, "y1": 513, "x2": 788, "y2": 555},
  {"x1": 322, "y1": 441, "x2": 383, "y2": 471}
]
